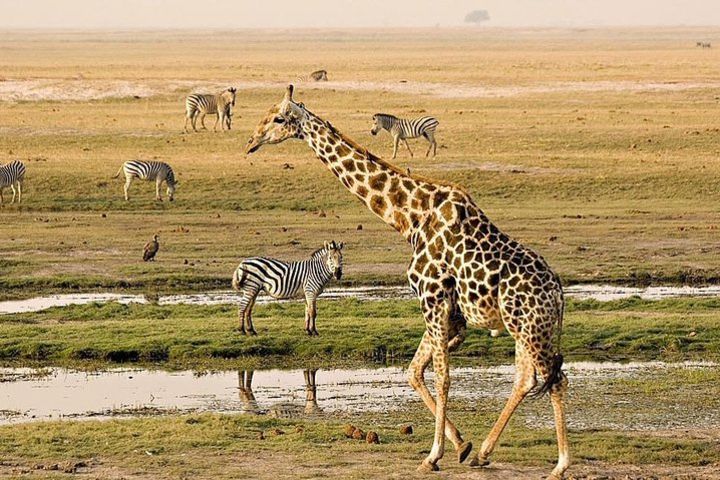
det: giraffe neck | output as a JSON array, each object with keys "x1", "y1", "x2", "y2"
[{"x1": 299, "y1": 111, "x2": 430, "y2": 240}]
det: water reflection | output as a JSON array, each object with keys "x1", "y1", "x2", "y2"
[{"x1": 238, "y1": 369, "x2": 322, "y2": 417}]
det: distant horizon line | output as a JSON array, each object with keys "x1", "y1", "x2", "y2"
[{"x1": 1, "y1": 24, "x2": 719, "y2": 31}]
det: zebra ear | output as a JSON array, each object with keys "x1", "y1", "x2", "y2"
[
  {"x1": 338, "y1": 242, "x2": 344, "y2": 250},
  {"x1": 285, "y1": 84, "x2": 294, "y2": 102},
  {"x1": 323, "y1": 241, "x2": 330, "y2": 249}
]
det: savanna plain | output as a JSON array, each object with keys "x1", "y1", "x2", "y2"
[{"x1": 1, "y1": 28, "x2": 720, "y2": 479}]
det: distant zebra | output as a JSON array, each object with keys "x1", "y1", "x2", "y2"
[
  {"x1": 184, "y1": 87, "x2": 237, "y2": 133},
  {"x1": 0, "y1": 160, "x2": 26, "y2": 204},
  {"x1": 231, "y1": 241, "x2": 344, "y2": 336},
  {"x1": 370, "y1": 113, "x2": 439, "y2": 159},
  {"x1": 297, "y1": 69, "x2": 328, "y2": 82},
  {"x1": 114, "y1": 160, "x2": 177, "y2": 202},
  {"x1": 697, "y1": 41, "x2": 712, "y2": 48}
]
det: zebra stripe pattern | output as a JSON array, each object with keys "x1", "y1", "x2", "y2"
[
  {"x1": 115, "y1": 160, "x2": 177, "y2": 202},
  {"x1": 371, "y1": 113, "x2": 439, "y2": 159},
  {"x1": 0, "y1": 160, "x2": 26, "y2": 204},
  {"x1": 184, "y1": 87, "x2": 237, "y2": 132},
  {"x1": 231, "y1": 241, "x2": 344, "y2": 336},
  {"x1": 297, "y1": 69, "x2": 328, "y2": 82}
]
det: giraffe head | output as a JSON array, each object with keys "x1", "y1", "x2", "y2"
[
  {"x1": 245, "y1": 85, "x2": 306, "y2": 154},
  {"x1": 320, "y1": 240, "x2": 344, "y2": 280}
]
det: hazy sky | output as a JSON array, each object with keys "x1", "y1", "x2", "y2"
[{"x1": 2, "y1": 0, "x2": 720, "y2": 28}]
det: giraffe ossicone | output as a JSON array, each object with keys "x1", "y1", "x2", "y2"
[{"x1": 246, "y1": 85, "x2": 570, "y2": 479}]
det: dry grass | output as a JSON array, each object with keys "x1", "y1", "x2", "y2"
[{"x1": 1, "y1": 28, "x2": 720, "y2": 295}]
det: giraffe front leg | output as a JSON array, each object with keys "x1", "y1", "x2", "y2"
[
  {"x1": 408, "y1": 331, "x2": 472, "y2": 464},
  {"x1": 417, "y1": 295, "x2": 452, "y2": 473}
]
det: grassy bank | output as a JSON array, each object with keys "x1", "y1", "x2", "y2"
[
  {"x1": 0, "y1": 406, "x2": 717, "y2": 479},
  {"x1": 1, "y1": 297, "x2": 718, "y2": 368}
]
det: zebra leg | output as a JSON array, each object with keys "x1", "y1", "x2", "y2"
[
  {"x1": 0, "y1": 187, "x2": 4, "y2": 204},
  {"x1": 309, "y1": 297, "x2": 319, "y2": 336},
  {"x1": 10, "y1": 184, "x2": 16, "y2": 204},
  {"x1": 303, "y1": 297, "x2": 313, "y2": 335},
  {"x1": 200, "y1": 113, "x2": 208, "y2": 130},
  {"x1": 191, "y1": 112, "x2": 199, "y2": 132},
  {"x1": 245, "y1": 294, "x2": 258, "y2": 336},
  {"x1": 392, "y1": 135, "x2": 400, "y2": 159},
  {"x1": 236, "y1": 288, "x2": 257, "y2": 334},
  {"x1": 184, "y1": 114, "x2": 191, "y2": 133},
  {"x1": 213, "y1": 113, "x2": 220, "y2": 132},
  {"x1": 403, "y1": 138, "x2": 414, "y2": 157},
  {"x1": 155, "y1": 179, "x2": 163, "y2": 201},
  {"x1": 16, "y1": 180, "x2": 22, "y2": 203},
  {"x1": 123, "y1": 177, "x2": 133, "y2": 201}
]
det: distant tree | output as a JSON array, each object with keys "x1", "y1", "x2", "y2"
[{"x1": 464, "y1": 10, "x2": 490, "y2": 25}]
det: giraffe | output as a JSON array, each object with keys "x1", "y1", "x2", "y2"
[{"x1": 245, "y1": 85, "x2": 569, "y2": 479}]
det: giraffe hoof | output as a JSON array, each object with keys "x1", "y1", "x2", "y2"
[
  {"x1": 468, "y1": 454, "x2": 490, "y2": 468},
  {"x1": 457, "y1": 441, "x2": 473, "y2": 463},
  {"x1": 416, "y1": 460, "x2": 439, "y2": 473}
]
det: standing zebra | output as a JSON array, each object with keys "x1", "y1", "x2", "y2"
[
  {"x1": 0, "y1": 160, "x2": 26, "y2": 204},
  {"x1": 231, "y1": 241, "x2": 344, "y2": 336},
  {"x1": 184, "y1": 87, "x2": 236, "y2": 133},
  {"x1": 114, "y1": 160, "x2": 177, "y2": 202},
  {"x1": 370, "y1": 113, "x2": 439, "y2": 159},
  {"x1": 297, "y1": 69, "x2": 328, "y2": 82}
]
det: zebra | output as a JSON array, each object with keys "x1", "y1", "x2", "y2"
[
  {"x1": 184, "y1": 87, "x2": 236, "y2": 133},
  {"x1": 0, "y1": 160, "x2": 26, "y2": 204},
  {"x1": 231, "y1": 241, "x2": 344, "y2": 336},
  {"x1": 370, "y1": 113, "x2": 439, "y2": 159},
  {"x1": 297, "y1": 69, "x2": 328, "y2": 82},
  {"x1": 114, "y1": 160, "x2": 177, "y2": 202}
]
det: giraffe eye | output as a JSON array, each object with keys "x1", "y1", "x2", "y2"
[{"x1": 273, "y1": 116, "x2": 285, "y2": 124}]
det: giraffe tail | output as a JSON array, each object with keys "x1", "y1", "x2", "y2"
[{"x1": 531, "y1": 289, "x2": 566, "y2": 398}]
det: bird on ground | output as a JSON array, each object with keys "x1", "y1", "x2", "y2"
[{"x1": 143, "y1": 234, "x2": 159, "y2": 261}]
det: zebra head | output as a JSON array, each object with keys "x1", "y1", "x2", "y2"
[
  {"x1": 370, "y1": 114, "x2": 392, "y2": 136},
  {"x1": 245, "y1": 85, "x2": 306, "y2": 155},
  {"x1": 228, "y1": 87, "x2": 237, "y2": 106},
  {"x1": 323, "y1": 240, "x2": 344, "y2": 280}
]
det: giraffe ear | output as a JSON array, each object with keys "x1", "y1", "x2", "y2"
[{"x1": 285, "y1": 84, "x2": 294, "y2": 102}]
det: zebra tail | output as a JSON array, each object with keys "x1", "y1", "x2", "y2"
[
  {"x1": 232, "y1": 267, "x2": 247, "y2": 291},
  {"x1": 113, "y1": 166, "x2": 124, "y2": 179}
]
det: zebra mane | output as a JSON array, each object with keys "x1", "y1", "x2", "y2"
[
  {"x1": 310, "y1": 246, "x2": 327, "y2": 259},
  {"x1": 374, "y1": 113, "x2": 397, "y2": 120}
]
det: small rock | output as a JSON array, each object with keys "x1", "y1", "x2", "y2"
[
  {"x1": 357, "y1": 224, "x2": 363, "y2": 230},
  {"x1": 688, "y1": 331, "x2": 697, "y2": 337},
  {"x1": 101, "y1": 213, "x2": 107, "y2": 218},
  {"x1": 366, "y1": 431, "x2": 379, "y2": 444},
  {"x1": 400, "y1": 424, "x2": 414, "y2": 435},
  {"x1": 343, "y1": 424, "x2": 357, "y2": 438},
  {"x1": 352, "y1": 428, "x2": 366, "y2": 440},
  {"x1": 548, "y1": 236, "x2": 558, "y2": 242},
  {"x1": 183, "y1": 259, "x2": 189, "y2": 265},
  {"x1": 318, "y1": 210, "x2": 327, "y2": 218}
]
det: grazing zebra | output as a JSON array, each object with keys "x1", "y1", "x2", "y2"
[
  {"x1": 297, "y1": 69, "x2": 328, "y2": 82},
  {"x1": 370, "y1": 113, "x2": 439, "y2": 159},
  {"x1": 114, "y1": 160, "x2": 177, "y2": 202},
  {"x1": 231, "y1": 241, "x2": 344, "y2": 336},
  {"x1": 184, "y1": 87, "x2": 237, "y2": 133},
  {"x1": 0, "y1": 160, "x2": 26, "y2": 204}
]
